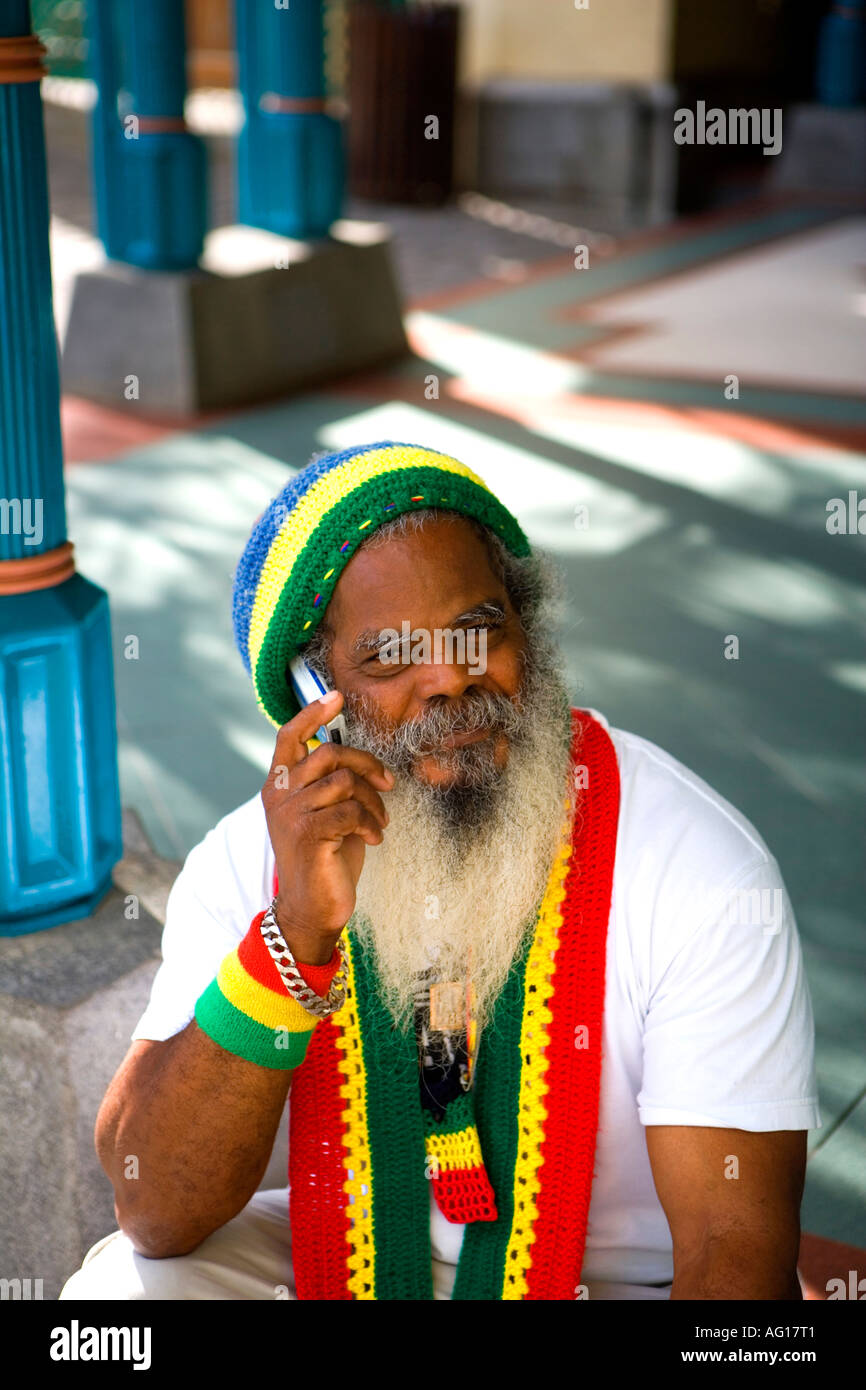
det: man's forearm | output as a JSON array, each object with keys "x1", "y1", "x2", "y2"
[
  {"x1": 96, "y1": 1020, "x2": 293, "y2": 1259},
  {"x1": 670, "y1": 1233, "x2": 803, "y2": 1300}
]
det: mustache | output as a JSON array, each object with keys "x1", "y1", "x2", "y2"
[{"x1": 342, "y1": 686, "x2": 527, "y2": 762}]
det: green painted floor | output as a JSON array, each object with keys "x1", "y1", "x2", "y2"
[{"x1": 64, "y1": 201, "x2": 866, "y2": 1243}]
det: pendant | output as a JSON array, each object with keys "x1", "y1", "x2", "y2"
[{"x1": 429, "y1": 980, "x2": 465, "y2": 1032}]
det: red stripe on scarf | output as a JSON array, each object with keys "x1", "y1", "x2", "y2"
[
  {"x1": 525, "y1": 708, "x2": 619, "y2": 1298},
  {"x1": 431, "y1": 1165, "x2": 498, "y2": 1223},
  {"x1": 268, "y1": 867, "x2": 356, "y2": 1297},
  {"x1": 288, "y1": 1018, "x2": 356, "y2": 1300}
]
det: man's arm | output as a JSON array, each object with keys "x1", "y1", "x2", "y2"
[
  {"x1": 95, "y1": 1026, "x2": 294, "y2": 1259},
  {"x1": 645, "y1": 1126, "x2": 806, "y2": 1299},
  {"x1": 96, "y1": 690, "x2": 392, "y2": 1261}
]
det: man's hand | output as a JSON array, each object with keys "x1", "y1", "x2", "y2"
[
  {"x1": 261, "y1": 690, "x2": 395, "y2": 963},
  {"x1": 645, "y1": 1126, "x2": 806, "y2": 1299}
]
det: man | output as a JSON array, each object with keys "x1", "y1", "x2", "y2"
[{"x1": 61, "y1": 440, "x2": 819, "y2": 1301}]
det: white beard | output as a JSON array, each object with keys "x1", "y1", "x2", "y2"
[{"x1": 348, "y1": 660, "x2": 578, "y2": 1051}]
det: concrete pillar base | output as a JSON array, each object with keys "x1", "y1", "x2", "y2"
[
  {"x1": 471, "y1": 80, "x2": 679, "y2": 223},
  {"x1": 61, "y1": 220, "x2": 408, "y2": 418},
  {"x1": 0, "y1": 805, "x2": 293, "y2": 1297},
  {"x1": 768, "y1": 104, "x2": 866, "y2": 194}
]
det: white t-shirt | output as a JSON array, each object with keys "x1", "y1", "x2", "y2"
[{"x1": 132, "y1": 709, "x2": 820, "y2": 1300}]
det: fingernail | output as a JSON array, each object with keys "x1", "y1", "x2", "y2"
[{"x1": 320, "y1": 690, "x2": 340, "y2": 705}]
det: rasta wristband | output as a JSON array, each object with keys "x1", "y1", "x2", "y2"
[{"x1": 194, "y1": 911, "x2": 342, "y2": 1070}]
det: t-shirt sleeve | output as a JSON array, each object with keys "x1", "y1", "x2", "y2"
[
  {"x1": 131, "y1": 796, "x2": 274, "y2": 1043},
  {"x1": 637, "y1": 856, "x2": 821, "y2": 1131}
]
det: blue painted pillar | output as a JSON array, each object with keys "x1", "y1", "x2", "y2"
[
  {"x1": 0, "y1": 1, "x2": 122, "y2": 934},
  {"x1": 87, "y1": 0, "x2": 206, "y2": 269},
  {"x1": 816, "y1": 1, "x2": 866, "y2": 105},
  {"x1": 235, "y1": 0, "x2": 343, "y2": 238}
]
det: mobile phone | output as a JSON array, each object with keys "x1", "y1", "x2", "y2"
[{"x1": 288, "y1": 656, "x2": 348, "y2": 746}]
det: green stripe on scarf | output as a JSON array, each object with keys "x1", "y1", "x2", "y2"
[
  {"x1": 349, "y1": 929, "x2": 435, "y2": 1300},
  {"x1": 422, "y1": 1088, "x2": 476, "y2": 1139},
  {"x1": 346, "y1": 921, "x2": 532, "y2": 1299},
  {"x1": 451, "y1": 930, "x2": 532, "y2": 1299}
]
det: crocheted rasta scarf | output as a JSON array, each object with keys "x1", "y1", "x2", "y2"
[{"x1": 287, "y1": 707, "x2": 620, "y2": 1300}]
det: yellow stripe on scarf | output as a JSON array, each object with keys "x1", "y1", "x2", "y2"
[
  {"x1": 333, "y1": 933, "x2": 377, "y2": 1299},
  {"x1": 424, "y1": 1125, "x2": 486, "y2": 1175},
  {"x1": 502, "y1": 810, "x2": 574, "y2": 1298}
]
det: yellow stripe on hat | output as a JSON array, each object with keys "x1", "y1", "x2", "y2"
[{"x1": 247, "y1": 444, "x2": 491, "y2": 681}]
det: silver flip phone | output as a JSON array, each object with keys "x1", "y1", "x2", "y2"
[{"x1": 288, "y1": 656, "x2": 348, "y2": 745}]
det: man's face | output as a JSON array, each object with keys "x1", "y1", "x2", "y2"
[
  {"x1": 308, "y1": 513, "x2": 573, "y2": 1037},
  {"x1": 324, "y1": 515, "x2": 530, "y2": 793}
]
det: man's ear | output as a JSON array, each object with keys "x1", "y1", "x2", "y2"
[{"x1": 299, "y1": 620, "x2": 335, "y2": 683}]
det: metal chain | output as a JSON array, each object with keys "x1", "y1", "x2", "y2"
[{"x1": 260, "y1": 900, "x2": 348, "y2": 1019}]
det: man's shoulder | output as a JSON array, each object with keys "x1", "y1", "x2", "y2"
[
  {"x1": 579, "y1": 707, "x2": 775, "y2": 883},
  {"x1": 133, "y1": 793, "x2": 273, "y2": 1042},
  {"x1": 578, "y1": 712, "x2": 810, "y2": 1030},
  {"x1": 206, "y1": 789, "x2": 269, "y2": 848},
  {"x1": 178, "y1": 790, "x2": 273, "y2": 898}
]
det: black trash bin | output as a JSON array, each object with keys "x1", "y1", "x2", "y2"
[{"x1": 348, "y1": 0, "x2": 460, "y2": 204}]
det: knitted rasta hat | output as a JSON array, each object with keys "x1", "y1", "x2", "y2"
[{"x1": 232, "y1": 440, "x2": 531, "y2": 727}]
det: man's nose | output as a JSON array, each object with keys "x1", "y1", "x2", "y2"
[{"x1": 411, "y1": 651, "x2": 484, "y2": 704}]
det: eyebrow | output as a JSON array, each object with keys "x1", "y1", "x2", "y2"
[{"x1": 350, "y1": 599, "x2": 507, "y2": 657}]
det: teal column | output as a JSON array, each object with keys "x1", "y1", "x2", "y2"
[
  {"x1": 235, "y1": 0, "x2": 343, "y2": 238},
  {"x1": 0, "y1": 2, "x2": 122, "y2": 933},
  {"x1": 816, "y1": 1, "x2": 866, "y2": 105},
  {"x1": 87, "y1": 0, "x2": 207, "y2": 269}
]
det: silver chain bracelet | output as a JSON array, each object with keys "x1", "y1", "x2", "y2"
[{"x1": 260, "y1": 900, "x2": 348, "y2": 1019}]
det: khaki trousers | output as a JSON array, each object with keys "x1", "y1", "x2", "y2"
[
  {"x1": 58, "y1": 1188, "x2": 463, "y2": 1301},
  {"x1": 59, "y1": 1187, "x2": 676, "y2": 1300}
]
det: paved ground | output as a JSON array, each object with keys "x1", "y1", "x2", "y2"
[{"x1": 4, "y1": 88, "x2": 863, "y2": 1284}]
